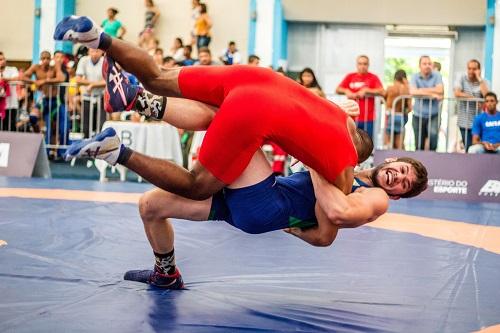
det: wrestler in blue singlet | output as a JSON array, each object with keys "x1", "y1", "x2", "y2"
[{"x1": 209, "y1": 171, "x2": 370, "y2": 234}]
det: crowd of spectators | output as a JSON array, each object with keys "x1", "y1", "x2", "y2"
[{"x1": 0, "y1": 1, "x2": 498, "y2": 161}]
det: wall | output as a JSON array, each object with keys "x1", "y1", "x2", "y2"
[
  {"x1": 0, "y1": 0, "x2": 35, "y2": 61},
  {"x1": 283, "y1": 0, "x2": 486, "y2": 26},
  {"x1": 75, "y1": 0, "x2": 250, "y2": 62}
]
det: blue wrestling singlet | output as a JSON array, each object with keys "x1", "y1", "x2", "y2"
[{"x1": 209, "y1": 171, "x2": 371, "y2": 234}]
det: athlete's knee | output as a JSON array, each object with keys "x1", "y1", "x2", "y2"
[{"x1": 139, "y1": 189, "x2": 170, "y2": 222}]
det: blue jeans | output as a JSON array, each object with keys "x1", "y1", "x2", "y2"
[
  {"x1": 196, "y1": 35, "x2": 211, "y2": 50},
  {"x1": 459, "y1": 127, "x2": 473, "y2": 152},
  {"x1": 38, "y1": 97, "x2": 69, "y2": 156},
  {"x1": 412, "y1": 114, "x2": 439, "y2": 151}
]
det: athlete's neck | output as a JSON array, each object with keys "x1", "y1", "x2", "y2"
[{"x1": 353, "y1": 169, "x2": 374, "y2": 186}]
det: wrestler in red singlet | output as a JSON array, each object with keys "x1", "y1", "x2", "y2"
[{"x1": 178, "y1": 65, "x2": 358, "y2": 184}]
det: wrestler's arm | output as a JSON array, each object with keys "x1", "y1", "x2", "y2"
[
  {"x1": 310, "y1": 169, "x2": 389, "y2": 228},
  {"x1": 284, "y1": 204, "x2": 339, "y2": 247}
]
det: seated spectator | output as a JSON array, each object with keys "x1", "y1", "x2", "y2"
[
  {"x1": 385, "y1": 69, "x2": 411, "y2": 150},
  {"x1": 194, "y1": 47, "x2": 219, "y2": 66},
  {"x1": 219, "y1": 41, "x2": 241, "y2": 65},
  {"x1": 0, "y1": 51, "x2": 19, "y2": 131},
  {"x1": 298, "y1": 67, "x2": 325, "y2": 98},
  {"x1": 75, "y1": 49, "x2": 106, "y2": 138},
  {"x1": 468, "y1": 91, "x2": 500, "y2": 154},
  {"x1": 153, "y1": 48, "x2": 164, "y2": 68},
  {"x1": 169, "y1": 37, "x2": 185, "y2": 62},
  {"x1": 248, "y1": 54, "x2": 260, "y2": 66},
  {"x1": 194, "y1": 3, "x2": 212, "y2": 52},
  {"x1": 101, "y1": 7, "x2": 126, "y2": 39},
  {"x1": 163, "y1": 56, "x2": 177, "y2": 69},
  {"x1": 178, "y1": 45, "x2": 196, "y2": 66},
  {"x1": 454, "y1": 59, "x2": 489, "y2": 152}
]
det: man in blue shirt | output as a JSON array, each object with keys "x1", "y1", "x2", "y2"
[
  {"x1": 468, "y1": 91, "x2": 500, "y2": 154},
  {"x1": 410, "y1": 55, "x2": 444, "y2": 151}
]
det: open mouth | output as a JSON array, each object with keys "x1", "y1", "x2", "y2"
[{"x1": 385, "y1": 170, "x2": 394, "y2": 186}]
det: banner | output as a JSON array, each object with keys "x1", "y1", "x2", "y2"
[
  {"x1": 0, "y1": 132, "x2": 50, "y2": 178},
  {"x1": 374, "y1": 150, "x2": 500, "y2": 203}
]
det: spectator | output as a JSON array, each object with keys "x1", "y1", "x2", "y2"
[
  {"x1": 179, "y1": 45, "x2": 196, "y2": 66},
  {"x1": 385, "y1": 69, "x2": 411, "y2": 150},
  {"x1": 101, "y1": 7, "x2": 126, "y2": 39},
  {"x1": 22, "y1": 51, "x2": 65, "y2": 135},
  {"x1": 139, "y1": 0, "x2": 160, "y2": 52},
  {"x1": 169, "y1": 37, "x2": 185, "y2": 62},
  {"x1": 220, "y1": 41, "x2": 242, "y2": 65},
  {"x1": 0, "y1": 51, "x2": 19, "y2": 131},
  {"x1": 454, "y1": 59, "x2": 489, "y2": 152},
  {"x1": 468, "y1": 91, "x2": 500, "y2": 154},
  {"x1": 51, "y1": 50, "x2": 70, "y2": 154},
  {"x1": 195, "y1": 47, "x2": 219, "y2": 66},
  {"x1": 153, "y1": 48, "x2": 164, "y2": 68},
  {"x1": 163, "y1": 56, "x2": 177, "y2": 69},
  {"x1": 248, "y1": 54, "x2": 260, "y2": 66},
  {"x1": 433, "y1": 61, "x2": 441, "y2": 72},
  {"x1": 194, "y1": 3, "x2": 212, "y2": 52},
  {"x1": 190, "y1": 0, "x2": 202, "y2": 46},
  {"x1": 298, "y1": 67, "x2": 325, "y2": 98},
  {"x1": 75, "y1": 48, "x2": 106, "y2": 138},
  {"x1": 409, "y1": 55, "x2": 444, "y2": 151},
  {"x1": 336, "y1": 55, "x2": 384, "y2": 139}
]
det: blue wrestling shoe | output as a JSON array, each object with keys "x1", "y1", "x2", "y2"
[
  {"x1": 124, "y1": 268, "x2": 185, "y2": 289},
  {"x1": 54, "y1": 16, "x2": 104, "y2": 49},
  {"x1": 102, "y1": 56, "x2": 142, "y2": 113},
  {"x1": 64, "y1": 127, "x2": 124, "y2": 165}
]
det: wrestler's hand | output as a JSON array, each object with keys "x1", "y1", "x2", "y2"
[{"x1": 337, "y1": 99, "x2": 360, "y2": 118}]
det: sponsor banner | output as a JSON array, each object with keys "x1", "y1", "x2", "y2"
[
  {"x1": 374, "y1": 150, "x2": 500, "y2": 203},
  {"x1": 0, "y1": 132, "x2": 50, "y2": 178}
]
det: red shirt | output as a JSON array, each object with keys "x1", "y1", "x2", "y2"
[{"x1": 338, "y1": 72, "x2": 383, "y2": 122}]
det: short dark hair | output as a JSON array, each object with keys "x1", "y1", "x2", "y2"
[
  {"x1": 200, "y1": 3, "x2": 207, "y2": 13},
  {"x1": 394, "y1": 69, "x2": 407, "y2": 82},
  {"x1": 419, "y1": 55, "x2": 431, "y2": 65},
  {"x1": 154, "y1": 48, "x2": 164, "y2": 54},
  {"x1": 485, "y1": 91, "x2": 497, "y2": 101},
  {"x1": 109, "y1": 7, "x2": 119, "y2": 15},
  {"x1": 229, "y1": 41, "x2": 236, "y2": 46},
  {"x1": 198, "y1": 47, "x2": 211, "y2": 55},
  {"x1": 355, "y1": 128, "x2": 373, "y2": 164},
  {"x1": 396, "y1": 157, "x2": 428, "y2": 198},
  {"x1": 163, "y1": 56, "x2": 174, "y2": 63},
  {"x1": 54, "y1": 50, "x2": 64, "y2": 56},
  {"x1": 468, "y1": 59, "x2": 481, "y2": 69},
  {"x1": 0, "y1": 51, "x2": 5, "y2": 57},
  {"x1": 248, "y1": 54, "x2": 260, "y2": 63}
]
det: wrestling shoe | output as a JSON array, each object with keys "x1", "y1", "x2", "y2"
[
  {"x1": 64, "y1": 127, "x2": 124, "y2": 165},
  {"x1": 102, "y1": 56, "x2": 142, "y2": 113},
  {"x1": 53, "y1": 16, "x2": 104, "y2": 49},
  {"x1": 124, "y1": 268, "x2": 185, "y2": 289}
]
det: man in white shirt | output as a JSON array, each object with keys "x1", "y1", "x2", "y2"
[
  {"x1": 75, "y1": 48, "x2": 106, "y2": 138},
  {"x1": 219, "y1": 41, "x2": 241, "y2": 65},
  {"x1": 0, "y1": 52, "x2": 19, "y2": 131}
]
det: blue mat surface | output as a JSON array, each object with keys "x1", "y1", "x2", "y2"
[{"x1": 1, "y1": 177, "x2": 499, "y2": 332}]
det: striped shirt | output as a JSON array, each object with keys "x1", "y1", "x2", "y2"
[{"x1": 454, "y1": 73, "x2": 488, "y2": 128}]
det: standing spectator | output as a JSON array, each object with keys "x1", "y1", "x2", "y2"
[
  {"x1": 248, "y1": 54, "x2": 260, "y2": 66},
  {"x1": 190, "y1": 0, "x2": 202, "y2": 46},
  {"x1": 468, "y1": 91, "x2": 500, "y2": 154},
  {"x1": 298, "y1": 67, "x2": 325, "y2": 98},
  {"x1": 336, "y1": 55, "x2": 384, "y2": 139},
  {"x1": 194, "y1": 47, "x2": 219, "y2": 66},
  {"x1": 169, "y1": 37, "x2": 185, "y2": 62},
  {"x1": 22, "y1": 50, "x2": 65, "y2": 135},
  {"x1": 179, "y1": 45, "x2": 196, "y2": 66},
  {"x1": 75, "y1": 48, "x2": 106, "y2": 138},
  {"x1": 194, "y1": 3, "x2": 212, "y2": 52},
  {"x1": 385, "y1": 69, "x2": 411, "y2": 150},
  {"x1": 139, "y1": 0, "x2": 160, "y2": 51},
  {"x1": 219, "y1": 41, "x2": 242, "y2": 65},
  {"x1": 454, "y1": 59, "x2": 489, "y2": 152},
  {"x1": 0, "y1": 52, "x2": 19, "y2": 131},
  {"x1": 101, "y1": 7, "x2": 126, "y2": 39},
  {"x1": 51, "y1": 50, "x2": 70, "y2": 155},
  {"x1": 410, "y1": 55, "x2": 444, "y2": 151}
]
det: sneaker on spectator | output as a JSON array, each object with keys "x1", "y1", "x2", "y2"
[
  {"x1": 54, "y1": 16, "x2": 103, "y2": 49},
  {"x1": 102, "y1": 56, "x2": 142, "y2": 113},
  {"x1": 64, "y1": 127, "x2": 124, "y2": 165},
  {"x1": 124, "y1": 268, "x2": 185, "y2": 289}
]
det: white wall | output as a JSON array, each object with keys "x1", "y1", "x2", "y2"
[
  {"x1": 76, "y1": 0, "x2": 250, "y2": 61},
  {"x1": 0, "y1": 0, "x2": 34, "y2": 60}
]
